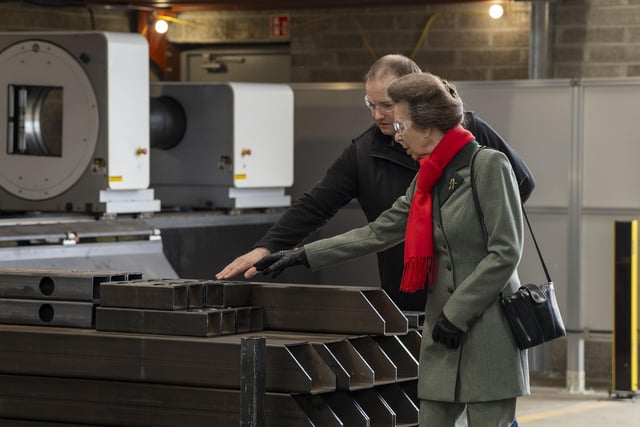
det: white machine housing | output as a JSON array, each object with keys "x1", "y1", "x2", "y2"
[
  {"x1": 0, "y1": 31, "x2": 159, "y2": 214},
  {"x1": 150, "y1": 82, "x2": 294, "y2": 210}
]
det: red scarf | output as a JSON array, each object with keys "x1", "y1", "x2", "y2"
[{"x1": 400, "y1": 125, "x2": 474, "y2": 293}]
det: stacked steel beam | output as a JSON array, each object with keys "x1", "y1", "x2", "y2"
[
  {"x1": 96, "y1": 279, "x2": 264, "y2": 336},
  {"x1": 0, "y1": 270, "x2": 423, "y2": 426},
  {"x1": 0, "y1": 267, "x2": 141, "y2": 328}
]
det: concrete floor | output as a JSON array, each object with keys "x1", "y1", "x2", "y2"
[{"x1": 516, "y1": 386, "x2": 639, "y2": 426}]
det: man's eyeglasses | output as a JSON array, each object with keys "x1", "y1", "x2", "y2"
[
  {"x1": 393, "y1": 121, "x2": 407, "y2": 134},
  {"x1": 364, "y1": 96, "x2": 394, "y2": 113}
]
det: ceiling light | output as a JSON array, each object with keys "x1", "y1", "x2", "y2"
[
  {"x1": 489, "y1": 4, "x2": 504, "y2": 19},
  {"x1": 154, "y1": 19, "x2": 169, "y2": 34}
]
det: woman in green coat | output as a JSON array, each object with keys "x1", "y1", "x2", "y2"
[{"x1": 255, "y1": 72, "x2": 529, "y2": 427}]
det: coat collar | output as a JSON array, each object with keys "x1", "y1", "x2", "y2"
[
  {"x1": 433, "y1": 142, "x2": 479, "y2": 222},
  {"x1": 367, "y1": 126, "x2": 419, "y2": 172}
]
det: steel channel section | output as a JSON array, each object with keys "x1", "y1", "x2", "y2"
[
  {"x1": 361, "y1": 288, "x2": 409, "y2": 334},
  {"x1": 283, "y1": 344, "x2": 337, "y2": 394},
  {"x1": 249, "y1": 282, "x2": 408, "y2": 335},
  {"x1": 322, "y1": 391, "x2": 370, "y2": 427},
  {"x1": 303, "y1": 382, "x2": 422, "y2": 426},
  {"x1": 0, "y1": 373, "x2": 315, "y2": 427},
  {"x1": 0, "y1": 299, "x2": 94, "y2": 328},
  {"x1": 0, "y1": 267, "x2": 133, "y2": 301},
  {"x1": 316, "y1": 383, "x2": 419, "y2": 427},
  {"x1": 325, "y1": 340, "x2": 375, "y2": 390},
  {"x1": 248, "y1": 330, "x2": 418, "y2": 391},
  {"x1": 292, "y1": 394, "x2": 344, "y2": 427},
  {"x1": 399, "y1": 379, "x2": 419, "y2": 406},
  {"x1": 311, "y1": 343, "x2": 354, "y2": 391},
  {"x1": 376, "y1": 383, "x2": 419, "y2": 426},
  {"x1": 353, "y1": 388, "x2": 396, "y2": 426},
  {"x1": 0, "y1": 325, "x2": 332, "y2": 394},
  {"x1": 374, "y1": 335, "x2": 419, "y2": 380},
  {"x1": 350, "y1": 336, "x2": 398, "y2": 385},
  {"x1": 397, "y1": 329, "x2": 422, "y2": 360},
  {"x1": 224, "y1": 332, "x2": 337, "y2": 394},
  {"x1": 402, "y1": 309, "x2": 425, "y2": 329},
  {"x1": 250, "y1": 331, "x2": 375, "y2": 390}
]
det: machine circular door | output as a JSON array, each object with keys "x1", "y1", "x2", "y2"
[{"x1": 0, "y1": 39, "x2": 99, "y2": 200}]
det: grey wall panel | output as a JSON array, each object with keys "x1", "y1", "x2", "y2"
[
  {"x1": 454, "y1": 80, "x2": 574, "y2": 328},
  {"x1": 290, "y1": 83, "x2": 371, "y2": 199},
  {"x1": 455, "y1": 80, "x2": 574, "y2": 208},
  {"x1": 290, "y1": 83, "x2": 380, "y2": 287},
  {"x1": 517, "y1": 213, "x2": 570, "y2": 320},
  {"x1": 582, "y1": 80, "x2": 640, "y2": 209}
]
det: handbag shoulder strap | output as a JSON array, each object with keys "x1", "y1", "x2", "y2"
[{"x1": 469, "y1": 147, "x2": 552, "y2": 283}]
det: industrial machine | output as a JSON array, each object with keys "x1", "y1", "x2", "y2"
[
  {"x1": 0, "y1": 31, "x2": 159, "y2": 215},
  {"x1": 0, "y1": 32, "x2": 171, "y2": 279},
  {"x1": 149, "y1": 81, "x2": 294, "y2": 210}
]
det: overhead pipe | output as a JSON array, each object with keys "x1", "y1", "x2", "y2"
[{"x1": 529, "y1": 0, "x2": 554, "y2": 79}]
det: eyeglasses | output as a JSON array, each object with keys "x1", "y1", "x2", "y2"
[
  {"x1": 393, "y1": 121, "x2": 408, "y2": 134},
  {"x1": 364, "y1": 96, "x2": 394, "y2": 113}
]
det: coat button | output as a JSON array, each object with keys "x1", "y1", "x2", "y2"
[
  {"x1": 447, "y1": 285, "x2": 455, "y2": 293},
  {"x1": 446, "y1": 264, "x2": 452, "y2": 271}
]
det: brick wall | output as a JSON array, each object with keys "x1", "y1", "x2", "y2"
[
  {"x1": 174, "y1": 3, "x2": 532, "y2": 82},
  {"x1": 3, "y1": 1, "x2": 640, "y2": 82},
  {"x1": 0, "y1": 2, "x2": 131, "y2": 32},
  {"x1": 554, "y1": 0, "x2": 640, "y2": 78}
]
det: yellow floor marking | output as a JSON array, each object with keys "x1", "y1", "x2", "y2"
[{"x1": 518, "y1": 400, "x2": 615, "y2": 422}]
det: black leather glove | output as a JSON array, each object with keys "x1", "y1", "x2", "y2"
[
  {"x1": 432, "y1": 313, "x2": 464, "y2": 349},
  {"x1": 254, "y1": 247, "x2": 309, "y2": 278}
]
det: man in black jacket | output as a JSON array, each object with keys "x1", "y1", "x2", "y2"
[{"x1": 216, "y1": 54, "x2": 535, "y2": 311}]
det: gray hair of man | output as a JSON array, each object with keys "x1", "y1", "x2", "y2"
[{"x1": 387, "y1": 72, "x2": 464, "y2": 133}]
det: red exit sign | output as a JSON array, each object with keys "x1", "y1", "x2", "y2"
[{"x1": 270, "y1": 15, "x2": 290, "y2": 38}]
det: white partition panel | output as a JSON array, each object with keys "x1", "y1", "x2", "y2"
[
  {"x1": 518, "y1": 213, "x2": 571, "y2": 318},
  {"x1": 455, "y1": 80, "x2": 574, "y2": 208},
  {"x1": 582, "y1": 79, "x2": 640, "y2": 209},
  {"x1": 454, "y1": 80, "x2": 575, "y2": 324}
]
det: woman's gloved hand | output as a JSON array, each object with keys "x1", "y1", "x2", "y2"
[
  {"x1": 254, "y1": 247, "x2": 309, "y2": 278},
  {"x1": 432, "y1": 312, "x2": 464, "y2": 349}
]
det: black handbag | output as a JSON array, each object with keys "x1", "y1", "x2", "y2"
[{"x1": 470, "y1": 148, "x2": 566, "y2": 350}]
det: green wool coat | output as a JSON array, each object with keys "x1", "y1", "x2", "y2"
[{"x1": 304, "y1": 143, "x2": 530, "y2": 403}]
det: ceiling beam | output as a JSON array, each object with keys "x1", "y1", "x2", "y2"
[{"x1": 75, "y1": 0, "x2": 492, "y2": 12}]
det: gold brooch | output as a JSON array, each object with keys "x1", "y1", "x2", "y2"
[{"x1": 448, "y1": 178, "x2": 457, "y2": 190}]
